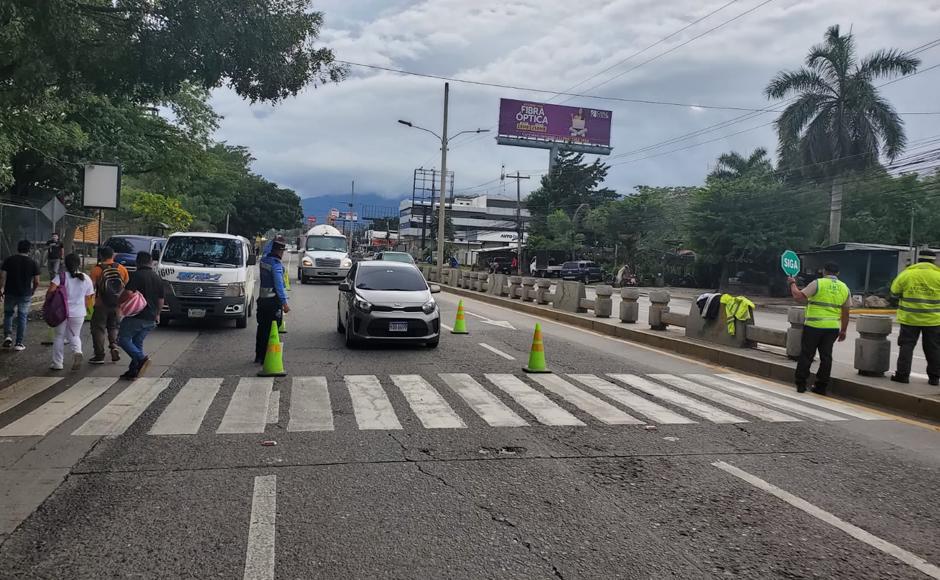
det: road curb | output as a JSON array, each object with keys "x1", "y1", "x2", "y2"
[{"x1": 442, "y1": 284, "x2": 940, "y2": 423}]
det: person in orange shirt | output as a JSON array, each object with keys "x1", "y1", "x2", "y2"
[{"x1": 88, "y1": 246, "x2": 129, "y2": 364}]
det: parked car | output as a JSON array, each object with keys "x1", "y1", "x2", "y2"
[
  {"x1": 102, "y1": 235, "x2": 166, "y2": 271},
  {"x1": 375, "y1": 251, "x2": 415, "y2": 264},
  {"x1": 488, "y1": 256, "x2": 513, "y2": 274},
  {"x1": 560, "y1": 260, "x2": 603, "y2": 283},
  {"x1": 337, "y1": 261, "x2": 440, "y2": 348}
]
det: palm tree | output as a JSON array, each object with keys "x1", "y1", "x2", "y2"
[
  {"x1": 708, "y1": 148, "x2": 773, "y2": 181},
  {"x1": 765, "y1": 25, "x2": 919, "y2": 244}
]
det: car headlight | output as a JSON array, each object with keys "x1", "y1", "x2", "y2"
[
  {"x1": 422, "y1": 299, "x2": 436, "y2": 314},
  {"x1": 224, "y1": 282, "x2": 246, "y2": 297},
  {"x1": 354, "y1": 296, "x2": 372, "y2": 313},
  {"x1": 341, "y1": 258, "x2": 353, "y2": 268},
  {"x1": 302, "y1": 258, "x2": 313, "y2": 267}
]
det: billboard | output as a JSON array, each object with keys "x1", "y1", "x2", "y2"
[{"x1": 498, "y1": 99, "x2": 612, "y2": 147}]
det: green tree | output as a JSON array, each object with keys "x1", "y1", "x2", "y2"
[
  {"x1": 227, "y1": 178, "x2": 303, "y2": 238},
  {"x1": 840, "y1": 171, "x2": 940, "y2": 246},
  {"x1": 707, "y1": 148, "x2": 773, "y2": 181},
  {"x1": 124, "y1": 188, "x2": 194, "y2": 233},
  {"x1": 526, "y1": 151, "x2": 618, "y2": 237},
  {"x1": 528, "y1": 210, "x2": 584, "y2": 257},
  {"x1": 765, "y1": 25, "x2": 919, "y2": 244}
]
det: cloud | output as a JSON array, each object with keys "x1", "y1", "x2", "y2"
[{"x1": 211, "y1": 0, "x2": 940, "y2": 199}]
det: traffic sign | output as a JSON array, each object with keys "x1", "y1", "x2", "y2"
[
  {"x1": 307, "y1": 216, "x2": 317, "y2": 224},
  {"x1": 780, "y1": 250, "x2": 801, "y2": 277},
  {"x1": 41, "y1": 197, "x2": 66, "y2": 225}
]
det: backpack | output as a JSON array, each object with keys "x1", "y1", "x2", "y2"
[
  {"x1": 43, "y1": 272, "x2": 69, "y2": 327},
  {"x1": 97, "y1": 263, "x2": 124, "y2": 308}
]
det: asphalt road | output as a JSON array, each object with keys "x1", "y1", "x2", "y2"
[{"x1": 1, "y1": 280, "x2": 939, "y2": 579}]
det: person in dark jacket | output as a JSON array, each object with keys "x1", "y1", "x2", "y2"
[
  {"x1": 255, "y1": 236, "x2": 290, "y2": 363},
  {"x1": 117, "y1": 252, "x2": 164, "y2": 380}
]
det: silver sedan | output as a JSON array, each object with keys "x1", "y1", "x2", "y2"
[{"x1": 337, "y1": 261, "x2": 441, "y2": 348}]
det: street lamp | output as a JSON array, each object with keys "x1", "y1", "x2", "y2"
[{"x1": 398, "y1": 82, "x2": 489, "y2": 282}]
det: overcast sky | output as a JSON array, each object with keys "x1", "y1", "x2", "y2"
[{"x1": 210, "y1": 0, "x2": 940, "y2": 202}]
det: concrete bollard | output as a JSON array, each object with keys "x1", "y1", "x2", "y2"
[
  {"x1": 594, "y1": 285, "x2": 613, "y2": 318},
  {"x1": 476, "y1": 273, "x2": 486, "y2": 292},
  {"x1": 620, "y1": 288, "x2": 640, "y2": 323},
  {"x1": 648, "y1": 290, "x2": 671, "y2": 330},
  {"x1": 854, "y1": 315, "x2": 893, "y2": 377},
  {"x1": 536, "y1": 279, "x2": 552, "y2": 305},
  {"x1": 786, "y1": 307, "x2": 805, "y2": 360},
  {"x1": 522, "y1": 277, "x2": 536, "y2": 302},
  {"x1": 508, "y1": 276, "x2": 523, "y2": 299},
  {"x1": 469, "y1": 272, "x2": 479, "y2": 291}
]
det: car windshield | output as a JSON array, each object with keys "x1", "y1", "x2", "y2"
[
  {"x1": 307, "y1": 236, "x2": 347, "y2": 252},
  {"x1": 562, "y1": 262, "x2": 578, "y2": 269},
  {"x1": 585, "y1": 262, "x2": 598, "y2": 268},
  {"x1": 162, "y1": 236, "x2": 242, "y2": 267},
  {"x1": 380, "y1": 253, "x2": 413, "y2": 263},
  {"x1": 105, "y1": 237, "x2": 151, "y2": 254},
  {"x1": 356, "y1": 267, "x2": 427, "y2": 291}
]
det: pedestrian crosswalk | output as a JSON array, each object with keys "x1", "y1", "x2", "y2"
[{"x1": 0, "y1": 371, "x2": 887, "y2": 439}]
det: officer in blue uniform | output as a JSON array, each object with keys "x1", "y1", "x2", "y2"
[{"x1": 255, "y1": 236, "x2": 291, "y2": 363}]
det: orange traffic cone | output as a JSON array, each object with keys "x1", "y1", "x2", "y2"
[
  {"x1": 451, "y1": 300, "x2": 469, "y2": 334},
  {"x1": 523, "y1": 323, "x2": 550, "y2": 373},
  {"x1": 258, "y1": 321, "x2": 287, "y2": 377}
]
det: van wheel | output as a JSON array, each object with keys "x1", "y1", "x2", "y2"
[{"x1": 236, "y1": 315, "x2": 248, "y2": 329}]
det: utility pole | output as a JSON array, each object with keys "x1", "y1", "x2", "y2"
[
  {"x1": 503, "y1": 170, "x2": 530, "y2": 275},
  {"x1": 909, "y1": 202, "x2": 916, "y2": 263},
  {"x1": 436, "y1": 82, "x2": 449, "y2": 282},
  {"x1": 349, "y1": 180, "x2": 355, "y2": 252}
]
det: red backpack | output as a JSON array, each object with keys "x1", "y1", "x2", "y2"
[{"x1": 43, "y1": 272, "x2": 69, "y2": 327}]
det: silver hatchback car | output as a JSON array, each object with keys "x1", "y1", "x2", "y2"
[{"x1": 337, "y1": 261, "x2": 441, "y2": 348}]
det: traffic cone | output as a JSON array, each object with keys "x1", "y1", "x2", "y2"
[
  {"x1": 258, "y1": 321, "x2": 287, "y2": 377},
  {"x1": 278, "y1": 316, "x2": 287, "y2": 334},
  {"x1": 523, "y1": 323, "x2": 550, "y2": 373},
  {"x1": 451, "y1": 300, "x2": 469, "y2": 334},
  {"x1": 283, "y1": 269, "x2": 291, "y2": 292}
]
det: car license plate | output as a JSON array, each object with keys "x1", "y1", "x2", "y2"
[
  {"x1": 389, "y1": 321, "x2": 408, "y2": 333},
  {"x1": 188, "y1": 308, "x2": 206, "y2": 319}
]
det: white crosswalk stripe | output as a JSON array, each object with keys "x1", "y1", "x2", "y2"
[
  {"x1": 0, "y1": 371, "x2": 890, "y2": 438},
  {"x1": 0, "y1": 377, "x2": 117, "y2": 436},
  {"x1": 608, "y1": 374, "x2": 748, "y2": 424},
  {"x1": 650, "y1": 375, "x2": 801, "y2": 423},
  {"x1": 390, "y1": 375, "x2": 466, "y2": 429}
]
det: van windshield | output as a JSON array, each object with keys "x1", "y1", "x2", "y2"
[
  {"x1": 307, "y1": 236, "x2": 347, "y2": 252},
  {"x1": 105, "y1": 237, "x2": 152, "y2": 254},
  {"x1": 162, "y1": 236, "x2": 243, "y2": 267}
]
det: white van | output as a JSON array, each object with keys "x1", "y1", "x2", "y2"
[
  {"x1": 299, "y1": 224, "x2": 351, "y2": 283},
  {"x1": 157, "y1": 232, "x2": 257, "y2": 328}
]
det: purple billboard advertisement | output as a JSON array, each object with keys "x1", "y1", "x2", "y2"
[{"x1": 498, "y1": 98, "x2": 612, "y2": 147}]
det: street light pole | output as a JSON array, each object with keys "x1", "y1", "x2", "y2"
[{"x1": 436, "y1": 82, "x2": 449, "y2": 282}]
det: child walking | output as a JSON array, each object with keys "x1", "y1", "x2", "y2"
[{"x1": 49, "y1": 254, "x2": 95, "y2": 371}]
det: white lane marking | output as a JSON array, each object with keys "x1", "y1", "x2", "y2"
[
  {"x1": 266, "y1": 390, "x2": 280, "y2": 424},
  {"x1": 440, "y1": 323, "x2": 454, "y2": 332},
  {"x1": 465, "y1": 311, "x2": 488, "y2": 320},
  {"x1": 651, "y1": 374, "x2": 800, "y2": 423},
  {"x1": 391, "y1": 375, "x2": 466, "y2": 429},
  {"x1": 288, "y1": 377, "x2": 333, "y2": 432},
  {"x1": 149, "y1": 378, "x2": 223, "y2": 435},
  {"x1": 465, "y1": 310, "x2": 516, "y2": 329},
  {"x1": 693, "y1": 375, "x2": 849, "y2": 422},
  {"x1": 0, "y1": 377, "x2": 63, "y2": 415},
  {"x1": 478, "y1": 343, "x2": 515, "y2": 360},
  {"x1": 72, "y1": 378, "x2": 172, "y2": 436},
  {"x1": 608, "y1": 374, "x2": 747, "y2": 424},
  {"x1": 485, "y1": 374, "x2": 585, "y2": 426},
  {"x1": 243, "y1": 475, "x2": 277, "y2": 580},
  {"x1": 529, "y1": 374, "x2": 642, "y2": 425},
  {"x1": 346, "y1": 375, "x2": 402, "y2": 430},
  {"x1": 439, "y1": 374, "x2": 528, "y2": 427},
  {"x1": 713, "y1": 461, "x2": 940, "y2": 579},
  {"x1": 218, "y1": 378, "x2": 274, "y2": 434},
  {"x1": 568, "y1": 375, "x2": 696, "y2": 424},
  {"x1": 718, "y1": 372, "x2": 885, "y2": 420},
  {"x1": 0, "y1": 377, "x2": 118, "y2": 436}
]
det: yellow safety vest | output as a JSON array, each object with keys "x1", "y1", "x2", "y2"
[
  {"x1": 890, "y1": 262, "x2": 940, "y2": 326},
  {"x1": 805, "y1": 277, "x2": 849, "y2": 329}
]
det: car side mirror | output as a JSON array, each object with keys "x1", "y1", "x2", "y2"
[
  {"x1": 246, "y1": 254, "x2": 257, "y2": 266},
  {"x1": 338, "y1": 282, "x2": 352, "y2": 292},
  {"x1": 429, "y1": 284, "x2": 441, "y2": 294},
  {"x1": 152, "y1": 250, "x2": 160, "y2": 261}
]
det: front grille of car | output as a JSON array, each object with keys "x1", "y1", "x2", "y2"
[
  {"x1": 371, "y1": 305, "x2": 424, "y2": 313},
  {"x1": 170, "y1": 282, "x2": 226, "y2": 299},
  {"x1": 315, "y1": 258, "x2": 341, "y2": 267},
  {"x1": 366, "y1": 319, "x2": 429, "y2": 337}
]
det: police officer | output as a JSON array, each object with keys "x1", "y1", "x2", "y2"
[
  {"x1": 788, "y1": 261, "x2": 851, "y2": 394},
  {"x1": 890, "y1": 250, "x2": 940, "y2": 386},
  {"x1": 255, "y1": 236, "x2": 290, "y2": 364}
]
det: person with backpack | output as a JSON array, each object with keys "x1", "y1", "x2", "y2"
[
  {"x1": 1, "y1": 240, "x2": 40, "y2": 351},
  {"x1": 89, "y1": 246, "x2": 128, "y2": 364},
  {"x1": 47, "y1": 254, "x2": 95, "y2": 371},
  {"x1": 117, "y1": 251, "x2": 164, "y2": 380}
]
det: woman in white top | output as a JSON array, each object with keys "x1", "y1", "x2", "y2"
[{"x1": 49, "y1": 254, "x2": 96, "y2": 370}]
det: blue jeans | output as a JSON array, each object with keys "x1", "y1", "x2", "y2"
[
  {"x1": 117, "y1": 316, "x2": 156, "y2": 366},
  {"x1": 3, "y1": 295, "x2": 31, "y2": 344}
]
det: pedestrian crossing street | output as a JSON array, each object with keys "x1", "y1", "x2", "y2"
[{"x1": 0, "y1": 371, "x2": 886, "y2": 438}]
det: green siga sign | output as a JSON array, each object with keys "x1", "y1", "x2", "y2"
[{"x1": 780, "y1": 250, "x2": 801, "y2": 277}]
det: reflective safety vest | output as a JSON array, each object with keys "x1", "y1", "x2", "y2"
[
  {"x1": 805, "y1": 277, "x2": 849, "y2": 329},
  {"x1": 890, "y1": 262, "x2": 940, "y2": 326}
]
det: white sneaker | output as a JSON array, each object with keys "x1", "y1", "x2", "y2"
[
  {"x1": 13, "y1": 343, "x2": 25, "y2": 351},
  {"x1": 72, "y1": 353, "x2": 83, "y2": 371},
  {"x1": 2, "y1": 336, "x2": 12, "y2": 348},
  {"x1": 50, "y1": 363, "x2": 64, "y2": 370}
]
